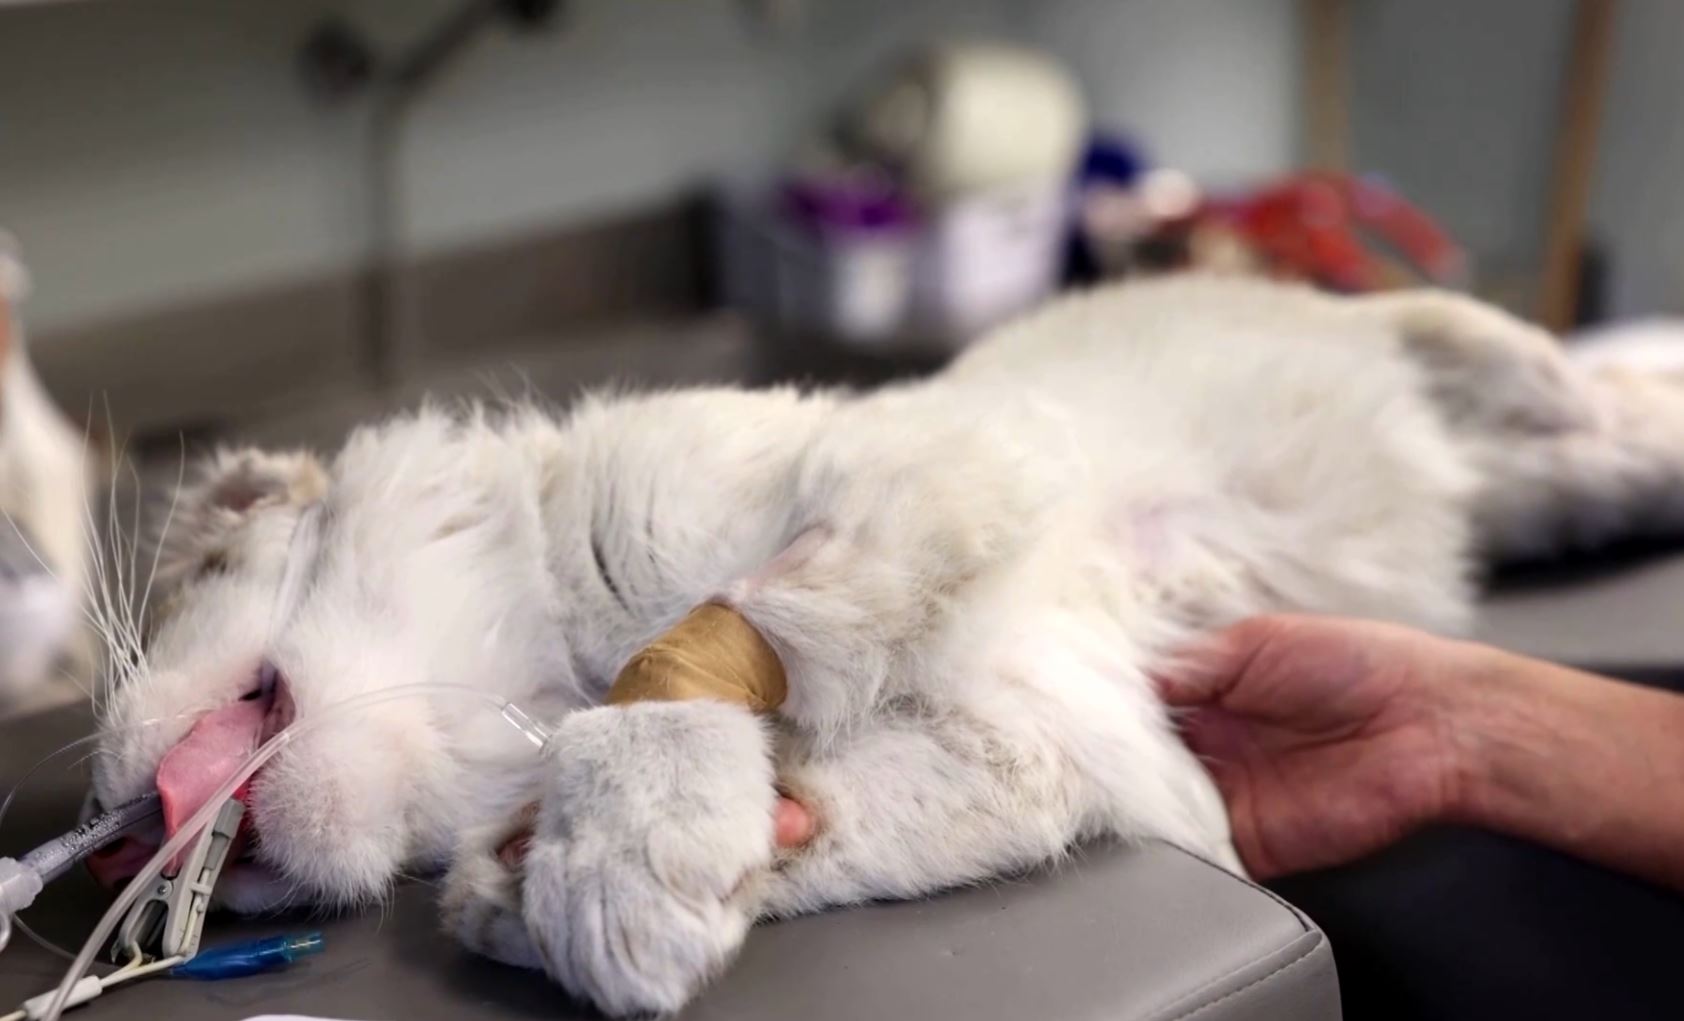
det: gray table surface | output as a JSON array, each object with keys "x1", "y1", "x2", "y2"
[
  {"x1": 1478, "y1": 546, "x2": 1684, "y2": 670},
  {"x1": 0, "y1": 704, "x2": 1331, "y2": 1021}
]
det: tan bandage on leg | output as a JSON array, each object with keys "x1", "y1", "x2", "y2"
[{"x1": 606, "y1": 603, "x2": 787, "y2": 713}]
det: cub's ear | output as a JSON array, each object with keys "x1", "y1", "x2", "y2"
[{"x1": 153, "y1": 448, "x2": 327, "y2": 592}]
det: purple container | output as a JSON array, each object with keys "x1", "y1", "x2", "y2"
[{"x1": 779, "y1": 176, "x2": 918, "y2": 235}]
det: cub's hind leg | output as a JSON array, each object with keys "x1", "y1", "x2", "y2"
[
  {"x1": 1351, "y1": 290, "x2": 1684, "y2": 561},
  {"x1": 1464, "y1": 365, "x2": 1684, "y2": 561},
  {"x1": 1350, "y1": 289, "x2": 1595, "y2": 436},
  {"x1": 760, "y1": 677, "x2": 1239, "y2": 919}
]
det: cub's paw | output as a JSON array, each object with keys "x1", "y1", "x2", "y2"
[
  {"x1": 447, "y1": 702, "x2": 778, "y2": 1016},
  {"x1": 442, "y1": 803, "x2": 546, "y2": 971}
]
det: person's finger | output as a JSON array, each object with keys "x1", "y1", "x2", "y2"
[
  {"x1": 1153, "y1": 621, "x2": 1269, "y2": 706},
  {"x1": 774, "y1": 796, "x2": 816, "y2": 849},
  {"x1": 1176, "y1": 705, "x2": 1253, "y2": 760}
]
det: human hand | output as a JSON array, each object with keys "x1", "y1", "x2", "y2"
[{"x1": 1156, "y1": 614, "x2": 1485, "y2": 879}]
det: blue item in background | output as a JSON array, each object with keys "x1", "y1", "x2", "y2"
[
  {"x1": 1067, "y1": 134, "x2": 1150, "y2": 283},
  {"x1": 1076, "y1": 134, "x2": 1148, "y2": 191}
]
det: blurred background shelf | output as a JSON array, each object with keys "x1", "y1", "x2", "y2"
[{"x1": 1, "y1": 0, "x2": 1678, "y2": 457}]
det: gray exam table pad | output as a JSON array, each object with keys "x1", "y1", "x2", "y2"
[{"x1": 0, "y1": 704, "x2": 1337, "y2": 1020}]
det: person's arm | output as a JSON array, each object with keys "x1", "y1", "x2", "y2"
[
  {"x1": 1452, "y1": 648, "x2": 1684, "y2": 890},
  {"x1": 1157, "y1": 614, "x2": 1684, "y2": 890}
]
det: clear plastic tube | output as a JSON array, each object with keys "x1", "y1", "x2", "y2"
[{"x1": 39, "y1": 682, "x2": 552, "y2": 1021}]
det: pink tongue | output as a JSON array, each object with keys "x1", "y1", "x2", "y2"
[{"x1": 156, "y1": 698, "x2": 268, "y2": 844}]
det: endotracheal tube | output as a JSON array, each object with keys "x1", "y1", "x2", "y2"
[
  {"x1": 0, "y1": 726, "x2": 178, "y2": 964},
  {"x1": 0, "y1": 790, "x2": 161, "y2": 965}
]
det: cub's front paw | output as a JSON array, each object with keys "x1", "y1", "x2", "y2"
[{"x1": 448, "y1": 701, "x2": 779, "y2": 1016}]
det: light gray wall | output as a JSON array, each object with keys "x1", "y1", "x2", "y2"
[
  {"x1": 0, "y1": 0, "x2": 1030, "y2": 333},
  {"x1": 1, "y1": 0, "x2": 1303, "y2": 336},
  {"x1": 1587, "y1": 0, "x2": 1684, "y2": 318},
  {"x1": 1348, "y1": 0, "x2": 1574, "y2": 280},
  {"x1": 396, "y1": 0, "x2": 1039, "y2": 247},
  {"x1": 1348, "y1": 0, "x2": 1684, "y2": 319},
  {"x1": 0, "y1": 1, "x2": 370, "y2": 333},
  {"x1": 1024, "y1": 0, "x2": 1302, "y2": 188}
]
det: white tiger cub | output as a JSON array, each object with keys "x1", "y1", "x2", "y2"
[{"x1": 90, "y1": 276, "x2": 1684, "y2": 1015}]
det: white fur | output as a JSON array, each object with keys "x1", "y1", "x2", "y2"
[
  {"x1": 94, "y1": 276, "x2": 1684, "y2": 1014},
  {"x1": 520, "y1": 702, "x2": 776, "y2": 1014}
]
